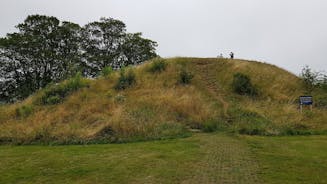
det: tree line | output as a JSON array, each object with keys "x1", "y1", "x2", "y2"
[{"x1": 0, "y1": 15, "x2": 158, "y2": 102}]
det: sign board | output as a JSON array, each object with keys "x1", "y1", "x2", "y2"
[{"x1": 299, "y1": 96, "x2": 313, "y2": 105}]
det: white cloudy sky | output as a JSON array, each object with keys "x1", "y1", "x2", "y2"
[{"x1": 1, "y1": 0, "x2": 327, "y2": 74}]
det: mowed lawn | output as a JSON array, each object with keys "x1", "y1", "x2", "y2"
[
  {"x1": 245, "y1": 135, "x2": 327, "y2": 184},
  {"x1": 1, "y1": 134, "x2": 327, "y2": 184},
  {"x1": 0, "y1": 138, "x2": 200, "y2": 184}
]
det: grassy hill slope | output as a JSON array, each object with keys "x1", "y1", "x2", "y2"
[{"x1": 0, "y1": 58, "x2": 326, "y2": 144}]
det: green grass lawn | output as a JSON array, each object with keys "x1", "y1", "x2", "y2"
[
  {"x1": 0, "y1": 138, "x2": 200, "y2": 184},
  {"x1": 1, "y1": 133, "x2": 326, "y2": 184},
  {"x1": 245, "y1": 135, "x2": 327, "y2": 184}
]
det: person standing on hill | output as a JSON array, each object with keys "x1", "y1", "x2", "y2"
[{"x1": 230, "y1": 52, "x2": 234, "y2": 59}]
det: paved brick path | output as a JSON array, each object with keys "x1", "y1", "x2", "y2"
[{"x1": 183, "y1": 134, "x2": 261, "y2": 184}]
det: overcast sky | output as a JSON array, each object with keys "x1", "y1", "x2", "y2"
[{"x1": 1, "y1": 0, "x2": 326, "y2": 74}]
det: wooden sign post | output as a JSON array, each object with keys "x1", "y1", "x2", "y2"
[{"x1": 299, "y1": 96, "x2": 313, "y2": 113}]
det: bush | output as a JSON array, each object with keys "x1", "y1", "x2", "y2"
[
  {"x1": 202, "y1": 119, "x2": 226, "y2": 132},
  {"x1": 315, "y1": 95, "x2": 327, "y2": 109},
  {"x1": 100, "y1": 66, "x2": 113, "y2": 78},
  {"x1": 179, "y1": 68, "x2": 194, "y2": 85},
  {"x1": 238, "y1": 127, "x2": 267, "y2": 135},
  {"x1": 92, "y1": 126, "x2": 117, "y2": 143},
  {"x1": 148, "y1": 58, "x2": 167, "y2": 73},
  {"x1": 232, "y1": 73, "x2": 258, "y2": 96},
  {"x1": 16, "y1": 105, "x2": 34, "y2": 118},
  {"x1": 300, "y1": 65, "x2": 319, "y2": 93},
  {"x1": 281, "y1": 128, "x2": 313, "y2": 136},
  {"x1": 45, "y1": 95, "x2": 61, "y2": 105},
  {"x1": 321, "y1": 83, "x2": 327, "y2": 91},
  {"x1": 37, "y1": 72, "x2": 89, "y2": 105},
  {"x1": 115, "y1": 68, "x2": 136, "y2": 90}
]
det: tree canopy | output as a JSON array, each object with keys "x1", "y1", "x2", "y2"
[{"x1": 0, "y1": 15, "x2": 157, "y2": 102}]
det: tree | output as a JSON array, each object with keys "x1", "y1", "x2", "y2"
[
  {"x1": 81, "y1": 17, "x2": 127, "y2": 76},
  {"x1": 0, "y1": 15, "x2": 82, "y2": 101},
  {"x1": 121, "y1": 33, "x2": 157, "y2": 66},
  {"x1": 81, "y1": 18, "x2": 157, "y2": 76},
  {"x1": 55, "y1": 21, "x2": 83, "y2": 79},
  {"x1": 0, "y1": 15, "x2": 158, "y2": 102},
  {"x1": 322, "y1": 74, "x2": 327, "y2": 90}
]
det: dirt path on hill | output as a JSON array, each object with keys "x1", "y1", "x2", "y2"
[
  {"x1": 183, "y1": 133, "x2": 261, "y2": 184},
  {"x1": 193, "y1": 60, "x2": 230, "y2": 117}
]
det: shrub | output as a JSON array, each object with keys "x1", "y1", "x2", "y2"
[
  {"x1": 36, "y1": 72, "x2": 89, "y2": 105},
  {"x1": 148, "y1": 58, "x2": 167, "y2": 73},
  {"x1": 100, "y1": 66, "x2": 113, "y2": 78},
  {"x1": 300, "y1": 65, "x2": 318, "y2": 93},
  {"x1": 16, "y1": 105, "x2": 34, "y2": 118},
  {"x1": 202, "y1": 118, "x2": 227, "y2": 133},
  {"x1": 315, "y1": 95, "x2": 327, "y2": 109},
  {"x1": 232, "y1": 73, "x2": 258, "y2": 96},
  {"x1": 281, "y1": 128, "x2": 313, "y2": 136},
  {"x1": 179, "y1": 68, "x2": 194, "y2": 85},
  {"x1": 45, "y1": 95, "x2": 61, "y2": 105},
  {"x1": 238, "y1": 127, "x2": 267, "y2": 135},
  {"x1": 65, "y1": 72, "x2": 88, "y2": 91},
  {"x1": 115, "y1": 68, "x2": 136, "y2": 90},
  {"x1": 321, "y1": 83, "x2": 327, "y2": 91},
  {"x1": 92, "y1": 126, "x2": 117, "y2": 143}
]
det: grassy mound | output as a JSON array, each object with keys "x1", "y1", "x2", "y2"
[{"x1": 0, "y1": 58, "x2": 326, "y2": 144}]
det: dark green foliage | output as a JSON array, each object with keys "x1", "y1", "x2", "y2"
[
  {"x1": 92, "y1": 126, "x2": 117, "y2": 143},
  {"x1": 299, "y1": 66, "x2": 327, "y2": 109},
  {"x1": 148, "y1": 58, "x2": 167, "y2": 73},
  {"x1": 44, "y1": 96, "x2": 61, "y2": 105},
  {"x1": 315, "y1": 95, "x2": 327, "y2": 109},
  {"x1": 318, "y1": 79, "x2": 327, "y2": 93},
  {"x1": 300, "y1": 65, "x2": 319, "y2": 93},
  {"x1": 238, "y1": 127, "x2": 267, "y2": 135},
  {"x1": 100, "y1": 66, "x2": 113, "y2": 78},
  {"x1": 232, "y1": 73, "x2": 258, "y2": 96},
  {"x1": 81, "y1": 18, "x2": 157, "y2": 76},
  {"x1": 15, "y1": 105, "x2": 34, "y2": 118},
  {"x1": 179, "y1": 68, "x2": 194, "y2": 84},
  {"x1": 0, "y1": 15, "x2": 157, "y2": 102},
  {"x1": 0, "y1": 15, "x2": 82, "y2": 102},
  {"x1": 36, "y1": 73, "x2": 89, "y2": 105},
  {"x1": 321, "y1": 83, "x2": 327, "y2": 91},
  {"x1": 202, "y1": 119, "x2": 226, "y2": 132},
  {"x1": 300, "y1": 66, "x2": 327, "y2": 93},
  {"x1": 122, "y1": 32, "x2": 158, "y2": 67},
  {"x1": 281, "y1": 128, "x2": 313, "y2": 136},
  {"x1": 115, "y1": 69, "x2": 136, "y2": 90},
  {"x1": 320, "y1": 74, "x2": 327, "y2": 90}
]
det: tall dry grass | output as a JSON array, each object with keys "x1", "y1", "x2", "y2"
[
  {"x1": 0, "y1": 59, "x2": 216, "y2": 144},
  {"x1": 0, "y1": 57, "x2": 326, "y2": 144}
]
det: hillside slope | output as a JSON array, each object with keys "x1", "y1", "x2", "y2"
[{"x1": 0, "y1": 58, "x2": 326, "y2": 144}]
